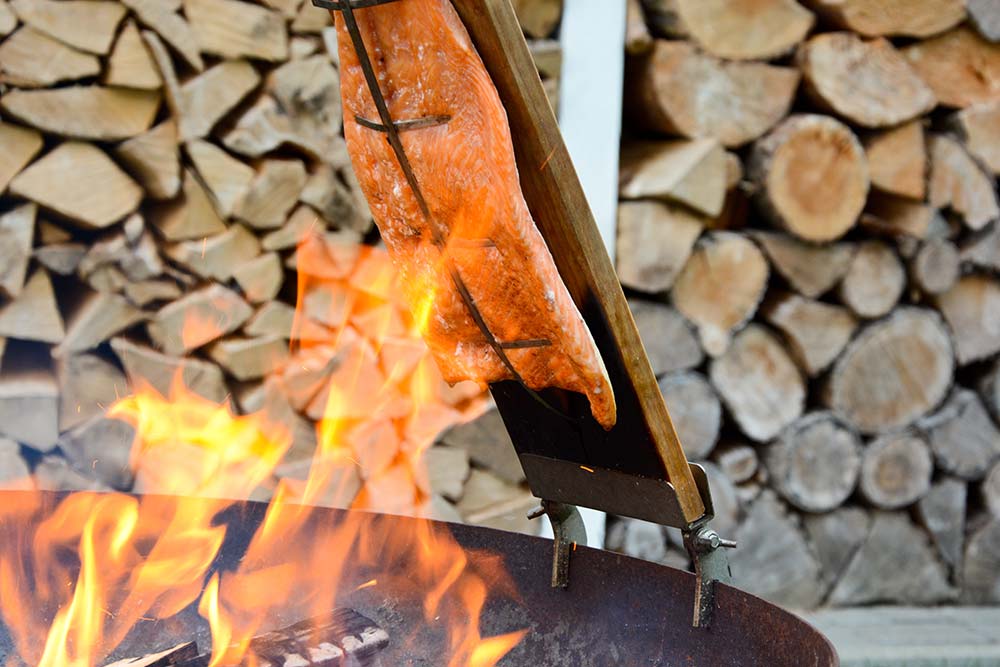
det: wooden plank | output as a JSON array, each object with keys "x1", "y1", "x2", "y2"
[{"x1": 449, "y1": 0, "x2": 704, "y2": 523}]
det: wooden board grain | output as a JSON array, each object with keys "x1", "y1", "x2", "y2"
[{"x1": 449, "y1": 0, "x2": 704, "y2": 524}]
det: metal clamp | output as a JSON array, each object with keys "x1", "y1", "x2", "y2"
[
  {"x1": 682, "y1": 522, "x2": 736, "y2": 628},
  {"x1": 528, "y1": 500, "x2": 586, "y2": 589}
]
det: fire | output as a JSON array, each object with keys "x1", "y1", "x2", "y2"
[{"x1": 0, "y1": 235, "x2": 524, "y2": 666}]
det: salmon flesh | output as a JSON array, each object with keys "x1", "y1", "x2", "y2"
[{"x1": 333, "y1": 0, "x2": 616, "y2": 429}]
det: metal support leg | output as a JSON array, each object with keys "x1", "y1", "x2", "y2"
[
  {"x1": 528, "y1": 500, "x2": 587, "y2": 589},
  {"x1": 683, "y1": 524, "x2": 736, "y2": 628}
]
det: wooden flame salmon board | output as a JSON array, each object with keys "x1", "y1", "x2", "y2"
[{"x1": 450, "y1": 0, "x2": 705, "y2": 525}]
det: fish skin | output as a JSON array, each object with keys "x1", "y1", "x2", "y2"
[{"x1": 334, "y1": 0, "x2": 616, "y2": 429}]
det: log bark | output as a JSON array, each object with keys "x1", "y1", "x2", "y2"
[
  {"x1": 863, "y1": 120, "x2": 926, "y2": 200},
  {"x1": 616, "y1": 201, "x2": 702, "y2": 293},
  {"x1": 950, "y1": 101, "x2": 1000, "y2": 175},
  {"x1": 751, "y1": 231, "x2": 855, "y2": 298},
  {"x1": 710, "y1": 324, "x2": 805, "y2": 442},
  {"x1": 921, "y1": 389, "x2": 1000, "y2": 480},
  {"x1": 9, "y1": 0, "x2": 126, "y2": 54},
  {"x1": 797, "y1": 33, "x2": 936, "y2": 128},
  {"x1": 859, "y1": 432, "x2": 933, "y2": 509},
  {"x1": 627, "y1": 298, "x2": 703, "y2": 376},
  {"x1": 928, "y1": 134, "x2": 999, "y2": 231},
  {"x1": 935, "y1": 275, "x2": 1000, "y2": 365},
  {"x1": 826, "y1": 307, "x2": 954, "y2": 434},
  {"x1": 903, "y1": 27, "x2": 1000, "y2": 109},
  {"x1": 619, "y1": 138, "x2": 727, "y2": 216},
  {"x1": 980, "y1": 359, "x2": 1000, "y2": 422},
  {"x1": 627, "y1": 40, "x2": 799, "y2": 147},
  {"x1": 10, "y1": 142, "x2": 143, "y2": 229},
  {"x1": 657, "y1": 371, "x2": 721, "y2": 460},
  {"x1": 0, "y1": 203, "x2": 35, "y2": 299},
  {"x1": 802, "y1": 0, "x2": 965, "y2": 38},
  {"x1": 917, "y1": 477, "x2": 967, "y2": 569},
  {"x1": 749, "y1": 114, "x2": 868, "y2": 242},
  {"x1": 968, "y1": 0, "x2": 1000, "y2": 42},
  {"x1": 671, "y1": 232, "x2": 769, "y2": 356},
  {"x1": 762, "y1": 291, "x2": 858, "y2": 377},
  {"x1": 909, "y1": 238, "x2": 960, "y2": 295},
  {"x1": 765, "y1": 411, "x2": 862, "y2": 512},
  {"x1": 837, "y1": 240, "x2": 905, "y2": 318},
  {"x1": 101, "y1": 643, "x2": 198, "y2": 667}
]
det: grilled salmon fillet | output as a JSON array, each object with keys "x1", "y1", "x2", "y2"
[{"x1": 333, "y1": 0, "x2": 616, "y2": 429}]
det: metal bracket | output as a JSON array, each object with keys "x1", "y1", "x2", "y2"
[
  {"x1": 682, "y1": 522, "x2": 736, "y2": 628},
  {"x1": 528, "y1": 500, "x2": 586, "y2": 589}
]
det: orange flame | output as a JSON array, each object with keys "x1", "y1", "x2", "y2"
[{"x1": 0, "y1": 241, "x2": 520, "y2": 666}]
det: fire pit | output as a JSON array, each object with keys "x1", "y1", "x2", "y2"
[{"x1": 0, "y1": 491, "x2": 835, "y2": 666}]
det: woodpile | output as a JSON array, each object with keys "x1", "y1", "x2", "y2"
[
  {"x1": 610, "y1": 0, "x2": 1000, "y2": 608},
  {"x1": 0, "y1": 0, "x2": 566, "y2": 532}
]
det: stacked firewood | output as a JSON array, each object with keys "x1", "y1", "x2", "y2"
[
  {"x1": 603, "y1": 0, "x2": 1000, "y2": 608},
  {"x1": 0, "y1": 0, "x2": 562, "y2": 530}
]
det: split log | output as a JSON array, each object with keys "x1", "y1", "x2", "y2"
[
  {"x1": 207, "y1": 335, "x2": 289, "y2": 381},
  {"x1": 10, "y1": 142, "x2": 142, "y2": 229},
  {"x1": 803, "y1": 507, "x2": 869, "y2": 586},
  {"x1": 961, "y1": 519, "x2": 1000, "y2": 603},
  {"x1": 0, "y1": 86, "x2": 160, "y2": 141},
  {"x1": 0, "y1": 121, "x2": 43, "y2": 193},
  {"x1": 78, "y1": 224, "x2": 163, "y2": 283},
  {"x1": 981, "y1": 359, "x2": 1000, "y2": 421},
  {"x1": 661, "y1": 0, "x2": 813, "y2": 61},
  {"x1": 826, "y1": 307, "x2": 954, "y2": 434},
  {"x1": 166, "y1": 224, "x2": 261, "y2": 281},
  {"x1": 59, "y1": 416, "x2": 135, "y2": 490},
  {"x1": 921, "y1": 389, "x2": 1000, "y2": 480},
  {"x1": 615, "y1": 201, "x2": 702, "y2": 293},
  {"x1": 147, "y1": 284, "x2": 254, "y2": 355},
  {"x1": 123, "y1": 280, "x2": 182, "y2": 307},
  {"x1": 289, "y1": 0, "x2": 332, "y2": 33},
  {"x1": 115, "y1": 121, "x2": 181, "y2": 200},
  {"x1": 102, "y1": 643, "x2": 198, "y2": 667},
  {"x1": 233, "y1": 252, "x2": 284, "y2": 304},
  {"x1": 863, "y1": 120, "x2": 926, "y2": 200},
  {"x1": 185, "y1": 140, "x2": 255, "y2": 218},
  {"x1": 627, "y1": 298, "x2": 703, "y2": 376},
  {"x1": 606, "y1": 518, "x2": 670, "y2": 564},
  {"x1": 0, "y1": 437, "x2": 32, "y2": 490},
  {"x1": 657, "y1": 371, "x2": 720, "y2": 460},
  {"x1": 714, "y1": 443, "x2": 758, "y2": 484},
  {"x1": 672, "y1": 232, "x2": 769, "y2": 356},
  {"x1": 829, "y1": 512, "x2": 956, "y2": 605},
  {"x1": 263, "y1": 205, "x2": 322, "y2": 251},
  {"x1": 183, "y1": 0, "x2": 288, "y2": 61},
  {"x1": 56, "y1": 352, "x2": 129, "y2": 432},
  {"x1": 149, "y1": 168, "x2": 227, "y2": 241},
  {"x1": 0, "y1": 27, "x2": 101, "y2": 87},
  {"x1": 177, "y1": 61, "x2": 261, "y2": 140},
  {"x1": 111, "y1": 337, "x2": 228, "y2": 403},
  {"x1": 421, "y1": 445, "x2": 470, "y2": 502},
  {"x1": 122, "y1": 0, "x2": 204, "y2": 71},
  {"x1": 984, "y1": 462, "x2": 1000, "y2": 520},
  {"x1": 54, "y1": 291, "x2": 147, "y2": 357},
  {"x1": 511, "y1": 0, "x2": 562, "y2": 38},
  {"x1": 798, "y1": 33, "x2": 936, "y2": 128},
  {"x1": 709, "y1": 324, "x2": 805, "y2": 442},
  {"x1": 0, "y1": 0, "x2": 15, "y2": 36},
  {"x1": 0, "y1": 203, "x2": 35, "y2": 299},
  {"x1": 749, "y1": 114, "x2": 868, "y2": 242},
  {"x1": 765, "y1": 412, "x2": 862, "y2": 512},
  {"x1": 802, "y1": 0, "x2": 965, "y2": 38},
  {"x1": 34, "y1": 243, "x2": 87, "y2": 277},
  {"x1": 627, "y1": 40, "x2": 799, "y2": 147},
  {"x1": 909, "y1": 238, "x2": 960, "y2": 295},
  {"x1": 861, "y1": 192, "x2": 935, "y2": 240},
  {"x1": 729, "y1": 491, "x2": 824, "y2": 608},
  {"x1": 105, "y1": 20, "x2": 162, "y2": 90},
  {"x1": 0, "y1": 269, "x2": 65, "y2": 344},
  {"x1": 751, "y1": 232, "x2": 855, "y2": 299},
  {"x1": 762, "y1": 292, "x2": 858, "y2": 377},
  {"x1": 439, "y1": 408, "x2": 524, "y2": 484},
  {"x1": 37, "y1": 220, "x2": 71, "y2": 245},
  {"x1": 935, "y1": 275, "x2": 1000, "y2": 364},
  {"x1": 33, "y1": 456, "x2": 110, "y2": 492},
  {"x1": 837, "y1": 241, "x2": 905, "y2": 318},
  {"x1": 234, "y1": 160, "x2": 309, "y2": 230},
  {"x1": 619, "y1": 139, "x2": 726, "y2": 216},
  {"x1": 244, "y1": 302, "x2": 296, "y2": 339},
  {"x1": 960, "y1": 224, "x2": 1000, "y2": 272},
  {"x1": 299, "y1": 164, "x2": 370, "y2": 233},
  {"x1": 624, "y1": 0, "x2": 652, "y2": 55},
  {"x1": 917, "y1": 477, "x2": 967, "y2": 569},
  {"x1": 950, "y1": 101, "x2": 1000, "y2": 175},
  {"x1": 904, "y1": 27, "x2": 1000, "y2": 109},
  {"x1": 0, "y1": 368, "x2": 60, "y2": 451},
  {"x1": 9, "y1": 0, "x2": 125, "y2": 54},
  {"x1": 928, "y1": 134, "x2": 999, "y2": 231},
  {"x1": 455, "y1": 468, "x2": 536, "y2": 533},
  {"x1": 968, "y1": 0, "x2": 1000, "y2": 42},
  {"x1": 859, "y1": 432, "x2": 933, "y2": 509},
  {"x1": 225, "y1": 55, "x2": 344, "y2": 160}
]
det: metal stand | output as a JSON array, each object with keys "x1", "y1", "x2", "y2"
[
  {"x1": 528, "y1": 501, "x2": 587, "y2": 589},
  {"x1": 683, "y1": 521, "x2": 737, "y2": 628}
]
